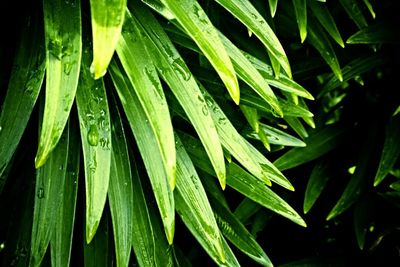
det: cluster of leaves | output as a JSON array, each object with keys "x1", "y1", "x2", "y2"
[{"x1": 0, "y1": 0, "x2": 398, "y2": 266}]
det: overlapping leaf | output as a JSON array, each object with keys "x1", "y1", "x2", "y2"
[
  {"x1": 35, "y1": 0, "x2": 81, "y2": 168},
  {"x1": 76, "y1": 45, "x2": 111, "y2": 243},
  {"x1": 109, "y1": 62, "x2": 175, "y2": 244},
  {"x1": 131, "y1": 5, "x2": 226, "y2": 188},
  {"x1": 0, "y1": 17, "x2": 45, "y2": 177}
]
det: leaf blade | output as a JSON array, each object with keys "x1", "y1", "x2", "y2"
[
  {"x1": 36, "y1": 0, "x2": 82, "y2": 168},
  {"x1": 90, "y1": 0, "x2": 127, "y2": 78}
]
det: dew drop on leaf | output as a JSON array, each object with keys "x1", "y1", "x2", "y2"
[{"x1": 87, "y1": 125, "x2": 99, "y2": 146}]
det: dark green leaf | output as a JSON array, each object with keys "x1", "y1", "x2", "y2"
[
  {"x1": 0, "y1": 18, "x2": 45, "y2": 177},
  {"x1": 374, "y1": 115, "x2": 400, "y2": 186},
  {"x1": 30, "y1": 123, "x2": 69, "y2": 267},
  {"x1": 50, "y1": 121, "x2": 79, "y2": 267},
  {"x1": 274, "y1": 125, "x2": 346, "y2": 171},
  {"x1": 339, "y1": 0, "x2": 368, "y2": 29}
]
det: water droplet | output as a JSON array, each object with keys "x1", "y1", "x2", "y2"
[
  {"x1": 37, "y1": 187, "x2": 44, "y2": 199},
  {"x1": 48, "y1": 39, "x2": 63, "y2": 60},
  {"x1": 193, "y1": 4, "x2": 208, "y2": 24},
  {"x1": 124, "y1": 182, "x2": 128, "y2": 186},
  {"x1": 59, "y1": 164, "x2": 64, "y2": 171},
  {"x1": 172, "y1": 58, "x2": 191, "y2": 81},
  {"x1": 218, "y1": 117, "x2": 227, "y2": 125},
  {"x1": 87, "y1": 125, "x2": 99, "y2": 146},
  {"x1": 99, "y1": 109, "x2": 106, "y2": 116},
  {"x1": 204, "y1": 95, "x2": 213, "y2": 107},
  {"x1": 202, "y1": 105, "x2": 209, "y2": 116},
  {"x1": 0, "y1": 126, "x2": 2, "y2": 132},
  {"x1": 99, "y1": 138, "x2": 111, "y2": 150},
  {"x1": 63, "y1": 62, "x2": 73, "y2": 75}
]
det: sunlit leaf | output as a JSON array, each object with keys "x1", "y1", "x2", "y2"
[
  {"x1": 243, "y1": 123, "x2": 307, "y2": 147},
  {"x1": 76, "y1": 45, "x2": 111, "y2": 243},
  {"x1": 117, "y1": 9, "x2": 176, "y2": 189},
  {"x1": 160, "y1": 0, "x2": 240, "y2": 103},
  {"x1": 131, "y1": 5, "x2": 226, "y2": 188},
  {"x1": 269, "y1": 0, "x2": 278, "y2": 17},
  {"x1": 292, "y1": 0, "x2": 307, "y2": 42},
  {"x1": 179, "y1": 133, "x2": 306, "y2": 226},
  {"x1": 174, "y1": 135, "x2": 225, "y2": 264},
  {"x1": 109, "y1": 62, "x2": 175, "y2": 244},
  {"x1": 35, "y1": 0, "x2": 81, "y2": 168},
  {"x1": 215, "y1": 0, "x2": 292, "y2": 78},
  {"x1": 90, "y1": 0, "x2": 126, "y2": 79}
]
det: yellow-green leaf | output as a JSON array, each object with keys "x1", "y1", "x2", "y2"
[
  {"x1": 160, "y1": 0, "x2": 240, "y2": 103},
  {"x1": 90, "y1": 0, "x2": 126, "y2": 79}
]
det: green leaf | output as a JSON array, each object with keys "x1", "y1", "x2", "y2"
[
  {"x1": 308, "y1": 0, "x2": 345, "y2": 47},
  {"x1": 307, "y1": 16, "x2": 343, "y2": 81},
  {"x1": 292, "y1": 0, "x2": 307, "y2": 42},
  {"x1": 362, "y1": 0, "x2": 376, "y2": 19},
  {"x1": 50, "y1": 121, "x2": 80, "y2": 267},
  {"x1": 164, "y1": 24, "x2": 313, "y2": 100},
  {"x1": 130, "y1": 159, "x2": 158, "y2": 267},
  {"x1": 198, "y1": 85, "x2": 293, "y2": 190},
  {"x1": 90, "y1": 0, "x2": 126, "y2": 79},
  {"x1": 318, "y1": 54, "x2": 386, "y2": 97},
  {"x1": 353, "y1": 200, "x2": 373, "y2": 250},
  {"x1": 108, "y1": 99, "x2": 133, "y2": 267},
  {"x1": 269, "y1": 0, "x2": 278, "y2": 17},
  {"x1": 215, "y1": 0, "x2": 292, "y2": 78},
  {"x1": 117, "y1": 9, "x2": 176, "y2": 189},
  {"x1": 244, "y1": 123, "x2": 307, "y2": 147},
  {"x1": 76, "y1": 45, "x2": 111, "y2": 243},
  {"x1": 243, "y1": 52, "x2": 313, "y2": 99},
  {"x1": 234, "y1": 198, "x2": 262, "y2": 224},
  {"x1": 35, "y1": 0, "x2": 82, "y2": 168},
  {"x1": 174, "y1": 135, "x2": 225, "y2": 263},
  {"x1": 327, "y1": 124, "x2": 378, "y2": 220},
  {"x1": 284, "y1": 117, "x2": 309, "y2": 139},
  {"x1": 83, "y1": 215, "x2": 111, "y2": 267},
  {"x1": 180, "y1": 133, "x2": 305, "y2": 226},
  {"x1": 346, "y1": 23, "x2": 400, "y2": 44},
  {"x1": 109, "y1": 62, "x2": 175, "y2": 244},
  {"x1": 240, "y1": 105, "x2": 260, "y2": 133},
  {"x1": 339, "y1": 0, "x2": 368, "y2": 29},
  {"x1": 131, "y1": 6, "x2": 226, "y2": 188},
  {"x1": 209, "y1": 195, "x2": 272, "y2": 266},
  {"x1": 303, "y1": 161, "x2": 331, "y2": 214},
  {"x1": 374, "y1": 115, "x2": 400, "y2": 186},
  {"x1": 218, "y1": 33, "x2": 283, "y2": 116},
  {"x1": 274, "y1": 125, "x2": 346, "y2": 171},
  {"x1": 0, "y1": 18, "x2": 45, "y2": 177},
  {"x1": 240, "y1": 91, "x2": 313, "y2": 118},
  {"x1": 160, "y1": 0, "x2": 240, "y2": 103},
  {"x1": 30, "y1": 122, "x2": 69, "y2": 267}
]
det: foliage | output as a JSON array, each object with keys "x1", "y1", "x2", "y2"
[{"x1": 0, "y1": 0, "x2": 399, "y2": 266}]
